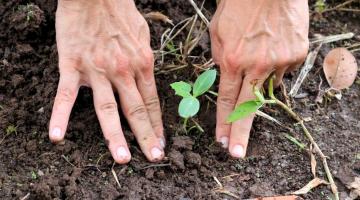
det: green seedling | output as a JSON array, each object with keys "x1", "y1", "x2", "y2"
[
  {"x1": 227, "y1": 82, "x2": 276, "y2": 123},
  {"x1": 227, "y1": 76, "x2": 339, "y2": 200},
  {"x1": 1, "y1": 125, "x2": 17, "y2": 144},
  {"x1": 6, "y1": 125, "x2": 17, "y2": 135},
  {"x1": 170, "y1": 69, "x2": 217, "y2": 131},
  {"x1": 31, "y1": 171, "x2": 37, "y2": 180},
  {"x1": 315, "y1": 0, "x2": 327, "y2": 13}
]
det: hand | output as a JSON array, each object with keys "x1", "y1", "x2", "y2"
[
  {"x1": 210, "y1": 0, "x2": 309, "y2": 158},
  {"x1": 49, "y1": 0, "x2": 165, "y2": 163}
]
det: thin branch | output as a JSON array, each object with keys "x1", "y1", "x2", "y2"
[{"x1": 321, "y1": 0, "x2": 356, "y2": 13}]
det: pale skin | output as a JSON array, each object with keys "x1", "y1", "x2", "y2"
[{"x1": 49, "y1": 0, "x2": 309, "y2": 163}]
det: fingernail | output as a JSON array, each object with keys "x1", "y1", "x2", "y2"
[
  {"x1": 232, "y1": 145, "x2": 244, "y2": 158},
  {"x1": 159, "y1": 138, "x2": 166, "y2": 148},
  {"x1": 151, "y1": 147, "x2": 163, "y2": 160},
  {"x1": 219, "y1": 137, "x2": 229, "y2": 148},
  {"x1": 116, "y1": 146, "x2": 129, "y2": 161},
  {"x1": 51, "y1": 127, "x2": 62, "y2": 139}
]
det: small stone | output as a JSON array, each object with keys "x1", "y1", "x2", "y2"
[
  {"x1": 102, "y1": 172, "x2": 107, "y2": 178},
  {"x1": 37, "y1": 107, "x2": 44, "y2": 113},
  {"x1": 37, "y1": 170, "x2": 44, "y2": 176}
]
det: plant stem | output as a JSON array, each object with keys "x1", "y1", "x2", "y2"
[
  {"x1": 191, "y1": 118, "x2": 204, "y2": 132},
  {"x1": 208, "y1": 90, "x2": 218, "y2": 96},
  {"x1": 183, "y1": 118, "x2": 189, "y2": 132},
  {"x1": 268, "y1": 79, "x2": 339, "y2": 200}
]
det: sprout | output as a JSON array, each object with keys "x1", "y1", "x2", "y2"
[{"x1": 170, "y1": 69, "x2": 217, "y2": 130}]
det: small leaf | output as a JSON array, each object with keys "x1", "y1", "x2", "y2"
[
  {"x1": 170, "y1": 81, "x2": 192, "y2": 98},
  {"x1": 323, "y1": 48, "x2": 358, "y2": 90},
  {"x1": 193, "y1": 69, "x2": 217, "y2": 97},
  {"x1": 178, "y1": 97, "x2": 200, "y2": 118},
  {"x1": 227, "y1": 100, "x2": 262, "y2": 123}
]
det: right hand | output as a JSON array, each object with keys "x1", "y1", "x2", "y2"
[{"x1": 49, "y1": 0, "x2": 165, "y2": 164}]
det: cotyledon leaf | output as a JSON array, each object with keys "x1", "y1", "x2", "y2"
[{"x1": 178, "y1": 97, "x2": 200, "y2": 118}]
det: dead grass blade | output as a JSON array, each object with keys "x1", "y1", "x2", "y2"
[
  {"x1": 256, "y1": 110, "x2": 283, "y2": 126},
  {"x1": 187, "y1": 0, "x2": 209, "y2": 27},
  {"x1": 292, "y1": 178, "x2": 328, "y2": 195},
  {"x1": 213, "y1": 176, "x2": 240, "y2": 199},
  {"x1": 20, "y1": 193, "x2": 30, "y2": 200},
  {"x1": 310, "y1": 144, "x2": 317, "y2": 178},
  {"x1": 310, "y1": 32, "x2": 354, "y2": 44},
  {"x1": 289, "y1": 44, "x2": 322, "y2": 97},
  {"x1": 111, "y1": 162, "x2": 121, "y2": 189},
  {"x1": 144, "y1": 11, "x2": 173, "y2": 25}
]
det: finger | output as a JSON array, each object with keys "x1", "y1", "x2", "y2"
[
  {"x1": 90, "y1": 74, "x2": 131, "y2": 164},
  {"x1": 216, "y1": 71, "x2": 242, "y2": 148},
  {"x1": 136, "y1": 52, "x2": 165, "y2": 147},
  {"x1": 49, "y1": 62, "x2": 80, "y2": 143},
  {"x1": 229, "y1": 74, "x2": 267, "y2": 158},
  {"x1": 114, "y1": 76, "x2": 164, "y2": 162},
  {"x1": 274, "y1": 67, "x2": 287, "y2": 87}
]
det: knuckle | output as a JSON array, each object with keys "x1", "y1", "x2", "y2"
[
  {"x1": 106, "y1": 130, "x2": 122, "y2": 143},
  {"x1": 138, "y1": 49, "x2": 154, "y2": 71},
  {"x1": 253, "y1": 63, "x2": 272, "y2": 76},
  {"x1": 144, "y1": 96, "x2": 160, "y2": 110},
  {"x1": 126, "y1": 105, "x2": 148, "y2": 121},
  {"x1": 93, "y1": 56, "x2": 105, "y2": 68},
  {"x1": 115, "y1": 56, "x2": 131, "y2": 77},
  {"x1": 222, "y1": 53, "x2": 242, "y2": 73},
  {"x1": 56, "y1": 88, "x2": 76, "y2": 103},
  {"x1": 218, "y1": 95, "x2": 237, "y2": 107},
  {"x1": 99, "y1": 102, "x2": 118, "y2": 115}
]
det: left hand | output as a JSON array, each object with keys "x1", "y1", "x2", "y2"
[{"x1": 210, "y1": 0, "x2": 309, "y2": 158}]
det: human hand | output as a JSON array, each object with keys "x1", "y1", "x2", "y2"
[
  {"x1": 210, "y1": 0, "x2": 309, "y2": 158},
  {"x1": 49, "y1": 0, "x2": 165, "y2": 163}
]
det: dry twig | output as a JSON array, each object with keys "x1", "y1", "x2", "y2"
[{"x1": 269, "y1": 78, "x2": 339, "y2": 200}]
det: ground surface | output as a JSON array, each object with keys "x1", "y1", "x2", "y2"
[{"x1": 0, "y1": 0, "x2": 359, "y2": 199}]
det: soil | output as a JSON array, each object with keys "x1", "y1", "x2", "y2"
[{"x1": 0, "y1": 0, "x2": 359, "y2": 199}]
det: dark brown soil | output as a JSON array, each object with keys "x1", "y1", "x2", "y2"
[{"x1": 0, "y1": 0, "x2": 359, "y2": 199}]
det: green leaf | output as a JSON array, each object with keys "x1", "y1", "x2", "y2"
[
  {"x1": 193, "y1": 69, "x2": 217, "y2": 97},
  {"x1": 170, "y1": 81, "x2": 192, "y2": 98},
  {"x1": 227, "y1": 100, "x2": 263, "y2": 123},
  {"x1": 178, "y1": 97, "x2": 200, "y2": 118}
]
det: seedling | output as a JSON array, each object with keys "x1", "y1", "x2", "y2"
[
  {"x1": 6, "y1": 125, "x2": 17, "y2": 135},
  {"x1": 315, "y1": 0, "x2": 327, "y2": 13},
  {"x1": 31, "y1": 171, "x2": 37, "y2": 180},
  {"x1": 227, "y1": 76, "x2": 339, "y2": 200},
  {"x1": 227, "y1": 81, "x2": 276, "y2": 123},
  {"x1": 170, "y1": 69, "x2": 217, "y2": 131}
]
